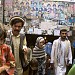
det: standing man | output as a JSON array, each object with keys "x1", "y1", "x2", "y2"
[
  {"x1": 5, "y1": 16, "x2": 29, "y2": 75},
  {"x1": 50, "y1": 29, "x2": 72, "y2": 75}
]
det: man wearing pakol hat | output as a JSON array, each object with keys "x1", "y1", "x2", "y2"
[
  {"x1": 50, "y1": 28, "x2": 72, "y2": 75},
  {"x1": 5, "y1": 16, "x2": 31, "y2": 75}
]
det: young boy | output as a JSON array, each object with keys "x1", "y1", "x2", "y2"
[
  {"x1": 29, "y1": 58, "x2": 38, "y2": 75},
  {"x1": 0, "y1": 27, "x2": 15, "y2": 75}
]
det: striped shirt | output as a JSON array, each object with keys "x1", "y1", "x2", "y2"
[{"x1": 32, "y1": 46, "x2": 45, "y2": 58}]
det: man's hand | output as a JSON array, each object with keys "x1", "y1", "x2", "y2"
[
  {"x1": 10, "y1": 61, "x2": 15, "y2": 67},
  {"x1": 66, "y1": 64, "x2": 72, "y2": 67},
  {"x1": 23, "y1": 46, "x2": 28, "y2": 55},
  {"x1": 66, "y1": 60, "x2": 72, "y2": 67}
]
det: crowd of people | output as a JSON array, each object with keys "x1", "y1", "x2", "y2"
[{"x1": 0, "y1": 16, "x2": 74, "y2": 75}]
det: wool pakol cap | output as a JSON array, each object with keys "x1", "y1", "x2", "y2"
[{"x1": 10, "y1": 16, "x2": 25, "y2": 25}]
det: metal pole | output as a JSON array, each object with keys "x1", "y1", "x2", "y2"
[{"x1": 2, "y1": 0, "x2": 5, "y2": 24}]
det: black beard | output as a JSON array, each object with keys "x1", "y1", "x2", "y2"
[{"x1": 61, "y1": 37, "x2": 66, "y2": 41}]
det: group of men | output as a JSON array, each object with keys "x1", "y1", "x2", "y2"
[{"x1": 4, "y1": 16, "x2": 72, "y2": 75}]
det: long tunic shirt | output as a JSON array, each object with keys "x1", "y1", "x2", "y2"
[
  {"x1": 12, "y1": 34, "x2": 27, "y2": 75},
  {"x1": 12, "y1": 35, "x2": 23, "y2": 75},
  {"x1": 50, "y1": 37, "x2": 72, "y2": 75},
  {"x1": 6, "y1": 29, "x2": 27, "y2": 75}
]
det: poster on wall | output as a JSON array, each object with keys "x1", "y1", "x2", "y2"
[
  {"x1": 4, "y1": 0, "x2": 75, "y2": 35},
  {"x1": 0, "y1": 0, "x2": 3, "y2": 22}
]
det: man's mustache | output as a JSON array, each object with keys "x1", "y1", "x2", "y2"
[{"x1": 14, "y1": 30, "x2": 20, "y2": 32}]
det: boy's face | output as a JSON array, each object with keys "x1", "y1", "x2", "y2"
[
  {"x1": 30, "y1": 59, "x2": 38, "y2": 71},
  {"x1": 0, "y1": 35, "x2": 4, "y2": 45},
  {"x1": 38, "y1": 40, "x2": 45, "y2": 48}
]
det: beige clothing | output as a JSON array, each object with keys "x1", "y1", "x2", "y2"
[
  {"x1": 6, "y1": 29, "x2": 32, "y2": 75},
  {"x1": 12, "y1": 34, "x2": 27, "y2": 75}
]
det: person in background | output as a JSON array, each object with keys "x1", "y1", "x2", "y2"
[
  {"x1": 44, "y1": 37, "x2": 52, "y2": 75},
  {"x1": 50, "y1": 28, "x2": 72, "y2": 75},
  {"x1": 32, "y1": 36, "x2": 46, "y2": 75},
  {"x1": 0, "y1": 24, "x2": 15, "y2": 75},
  {"x1": 5, "y1": 16, "x2": 30, "y2": 75},
  {"x1": 72, "y1": 41, "x2": 75, "y2": 65}
]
